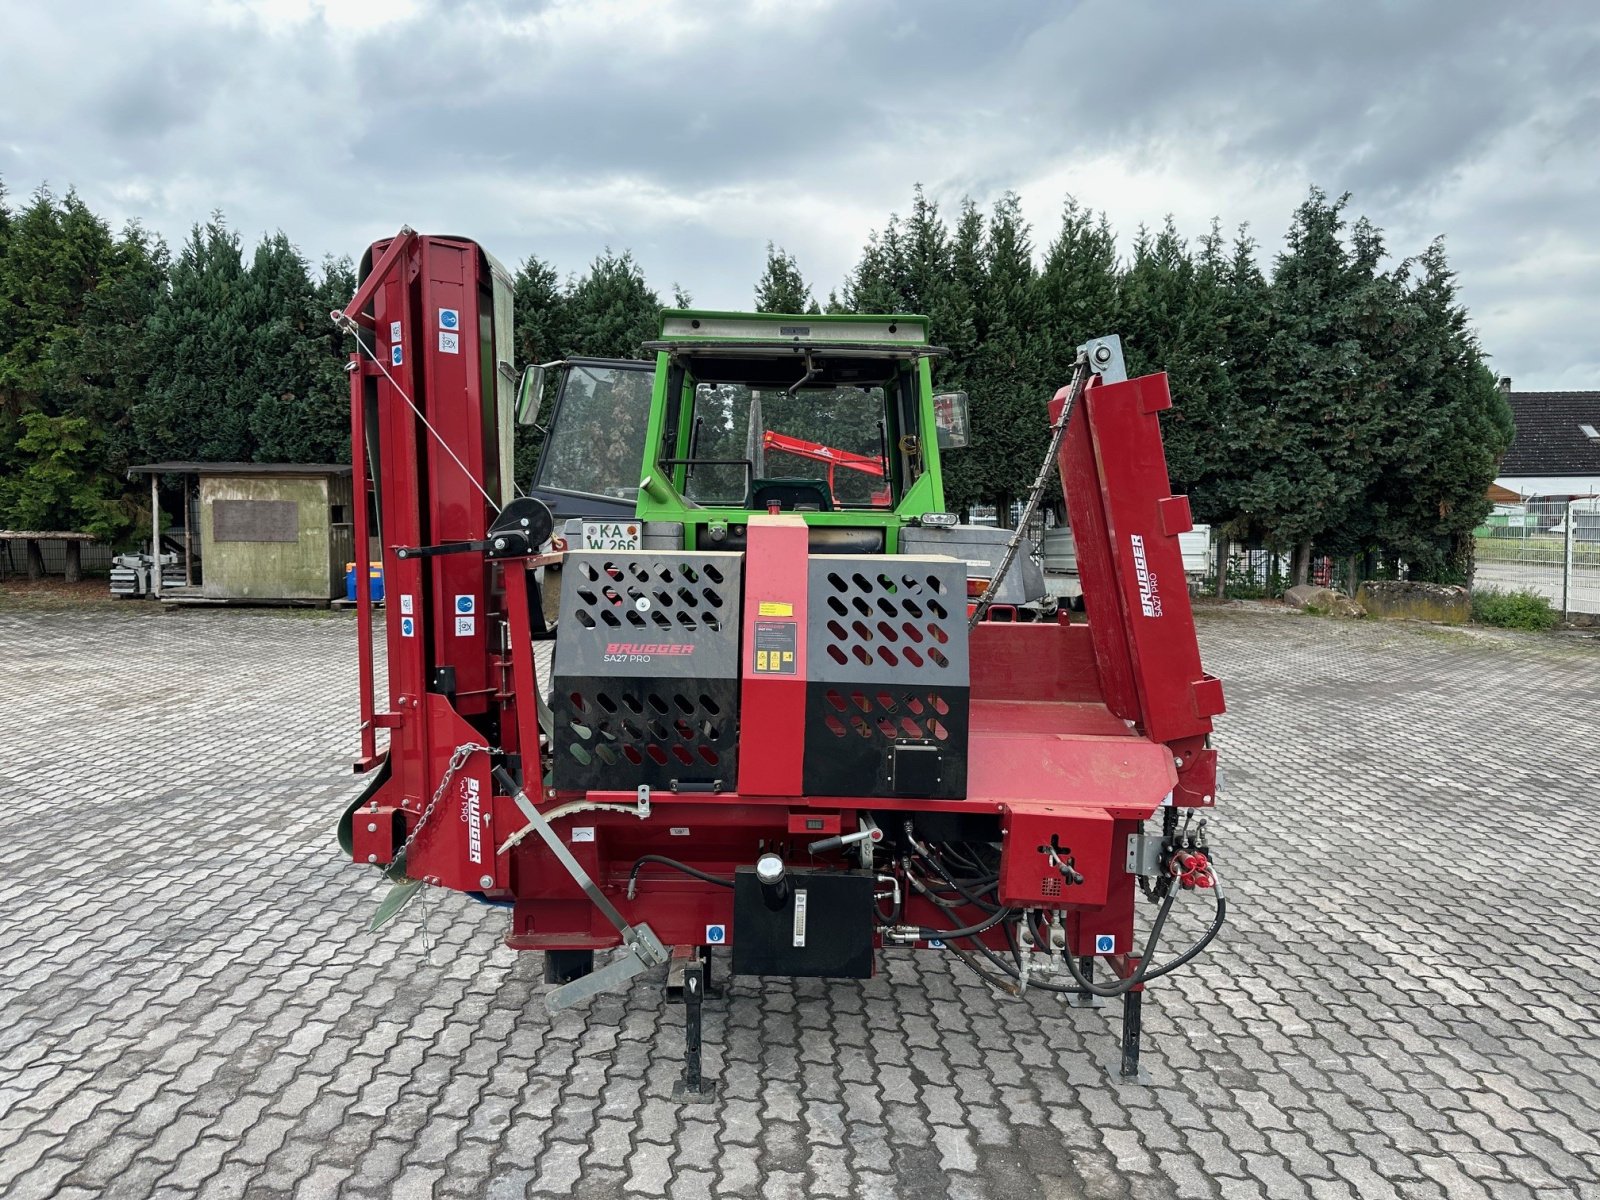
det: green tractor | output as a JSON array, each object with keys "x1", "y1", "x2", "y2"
[{"x1": 520, "y1": 310, "x2": 1043, "y2": 627}]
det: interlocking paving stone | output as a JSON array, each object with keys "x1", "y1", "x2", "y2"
[{"x1": 3, "y1": 603, "x2": 1599, "y2": 1197}]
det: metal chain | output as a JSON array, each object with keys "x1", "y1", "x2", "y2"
[
  {"x1": 969, "y1": 352, "x2": 1092, "y2": 628},
  {"x1": 391, "y1": 742, "x2": 490, "y2": 875}
]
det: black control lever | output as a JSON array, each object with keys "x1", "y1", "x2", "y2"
[{"x1": 807, "y1": 827, "x2": 881, "y2": 856}]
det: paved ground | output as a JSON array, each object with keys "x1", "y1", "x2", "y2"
[{"x1": 2, "y1": 602, "x2": 1599, "y2": 1200}]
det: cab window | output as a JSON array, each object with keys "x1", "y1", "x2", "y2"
[
  {"x1": 536, "y1": 364, "x2": 654, "y2": 499},
  {"x1": 684, "y1": 383, "x2": 892, "y2": 509}
]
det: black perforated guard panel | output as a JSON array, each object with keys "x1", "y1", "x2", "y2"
[
  {"x1": 552, "y1": 551, "x2": 742, "y2": 791},
  {"x1": 553, "y1": 678, "x2": 737, "y2": 791},
  {"x1": 802, "y1": 683, "x2": 970, "y2": 798},
  {"x1": 802, "y1": 554, "x2": 971, "y2": 799}
]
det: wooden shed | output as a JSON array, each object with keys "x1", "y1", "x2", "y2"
[{"x1": 130, "y1": 462, "x2": 354, "y2": 603}]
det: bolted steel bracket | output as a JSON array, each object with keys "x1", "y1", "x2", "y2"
[
  {"x1": 1125, "y1": 833, "x2": 1165, "y2": 876},
  {"x1": 1078, "y1": 334, "x2": 1127, "y2": 384}
]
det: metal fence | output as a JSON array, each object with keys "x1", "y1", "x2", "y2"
[
  {"x1": 0, "y1": 539, "x2": 115, "y2": 578},
  {"x1": 1474, "y1": 498, "x2": 1600, "y2": 617}
]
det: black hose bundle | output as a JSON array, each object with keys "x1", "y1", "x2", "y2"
[{"x1": 898, "y1": 818, "x2": 1228, "y2": 997}]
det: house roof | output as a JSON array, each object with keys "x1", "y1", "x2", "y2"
[
  {"x1": 128, "y1": 461, "x2": 351, "y2": 478},
  {"x1": 1500, "y1": 392, "x2": 1600, "y2": 477}
]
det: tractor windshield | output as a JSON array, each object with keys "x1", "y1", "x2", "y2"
[
  {"x1": 536, "y1": 363, "x2": 654, "y2": 500},
  {"x1": 686, "y1": 383, "x2": 891, "y2": 509}
]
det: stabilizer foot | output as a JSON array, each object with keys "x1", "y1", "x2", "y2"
[
  {"x1": 1069, "y1": 954, "x2": 1102, "y2": 1008},
  {"x1": 674, "y1": 958, "x2": 718, "y2": 1102},
  {"x1": 1118, "y1": 987, "x2": 1144, "y2": 1081}
]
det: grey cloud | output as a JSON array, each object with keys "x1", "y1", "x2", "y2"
[{"x1": 0, "y1": 0, "x2": 1596, "y2": 388}]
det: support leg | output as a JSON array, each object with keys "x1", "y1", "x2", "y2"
[
  {"x1": 1119, "y1": 987, "x2": 1143, "y2": 1079},
  {"x1": 672, "y1": 959, "x2": 717, "y2": 1101},
  {"x1": 1069, "y1": 954, "x2": 1100, "y2": 1008}
]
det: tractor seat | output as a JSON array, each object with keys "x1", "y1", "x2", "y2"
[{"x1": 751, "y1": 478, "x2": 833, "y2": 512}]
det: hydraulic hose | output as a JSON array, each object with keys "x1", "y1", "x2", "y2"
[
  {"x1": 1129, "y1": 870, "x2": 1227, "y2": 984},
  {"x1": 949, "y1": 869, "x2": 1222, "y2": 998},
  {"x1": 973, "y1": 938, "x2": 1083, "y2": 995},
  {"x1": 904, "y1": 822, "x2": 1001, "y2": 912},
  {"x1": 625, "y1": 855, "x2": 734, "y2": 899},
  {"x1": 1056, "y1": 884, "x2": 1178, "y2": 996},
  {"x1": 911, "y1": 903, "x2": 1015, "y2": 942},
  {"x1": 1055, "y1": 870, "x2": 1226, "y2": 996}
]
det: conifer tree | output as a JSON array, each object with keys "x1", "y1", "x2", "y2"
[
  {"x1": 1249, "y1": 189, "x2": 1391, "y2": 581},
  {"x1": 134, "y1": 216, "x2": 254, "y2": 463},
  {"x1": 754, "y1": 243, "x2": 817, "y2": 313},
  {"x1": 966, "y1": 192, "x2": 1041, "y2": 521},
  {"x1": 1037, "y1": 197, "x2": 1119, "y2": 382},
  {"x1": 510, "y1": 254, "x2": 570, "y2": 482},
  {"x1": 0, "y1": 188, "x2": 165, "y2": 562},
  {"x1": 840, "y1": 216, "x2": 909, "y2": 314},
  {"x1": 245, "y1": 233, "x2": 352, "y2": 463},
  {"x1": 513, "y1": 254, "x2": 568, "y2": 369},
  {"x1": 564, "y1": 249, "x2": 659, "y2": 358},
  {"x1": 935, "y1": 199, "x2": 989, "y2": 514},
  {"x1": 1368, "y1": 240, "x2": 1512, "y2": 580}
]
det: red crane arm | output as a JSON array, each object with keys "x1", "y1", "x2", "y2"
[{"x1": 760, "y1": 430, "x2": 885, "y2": 477}]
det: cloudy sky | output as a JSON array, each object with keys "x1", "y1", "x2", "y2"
[{"x1": 2, "y1": 0, "x2": 1597, "y2": 388}]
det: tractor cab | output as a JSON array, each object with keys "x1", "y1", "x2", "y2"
[{"x1": 523, "y1": 312, "x2": 975, "y2": 558}]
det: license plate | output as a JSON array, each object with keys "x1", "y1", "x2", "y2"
[{"x1": 581, "y1": 521, "x2": 641, "y2": 551}]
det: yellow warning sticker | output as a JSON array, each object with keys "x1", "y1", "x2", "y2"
[
  {"x1": 752, "y1": 620, "x2": 798, "y2": 674},
  {"x1": 757, "y1": 601, "x2": 794, "y2": 617}
]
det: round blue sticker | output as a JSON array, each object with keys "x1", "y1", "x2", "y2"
[{"x1": 439, "y1": 308, "x2": 460, "y2": 330}]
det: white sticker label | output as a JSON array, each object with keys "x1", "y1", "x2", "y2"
[
  {"x1": 389, "y1": 320, "x2": 402, "y2": 344},
  {"x1": 454, "y1": 615, "x2": 475, "y2": 636},
  {"x1": 927, "y1": 939, "x2": 946, "y2": 950},
  {"x1": 705, "y1": 924, "x2": 726, "y2": 945},
  {"x1": 454, "y1": 594, "x2": 475, "y2": 615},
  {"x1": 438, "y1": 331, "x2": 459, "y2": 355},
  {"x1": 391, "y1": 344, "x2": 404, "y2": 366},
  {"x1": 399, "y1": 594, "x2": 414, "y2": 615},
  {"x1": 792, "y1": 890, "x2": 808, "y2": 948},
  {"x1": 1130, "y1": 533, "x2": 1163, "y2": 617},
  {"x1": 438, "y1": 307, "x2": 460, "y2": 331},
  {"x1": 1094, "y1": 933, "x2": 1116, "y2": 954},
  {"x1": 460, "y1": 778, "x2": 482, "y2": 864},
  {"x1": 669, "y1": 826, "x2": 690, "y2": 836},
  {"x1": 400, "y1": 616, "x2": 416, "y2": 638},
  {"x1": 570, "y1": 826, "x2": 595, "y2": 843}
]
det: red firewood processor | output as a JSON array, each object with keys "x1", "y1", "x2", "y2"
[{"x1": 335, "y1": 230, "x2": 1225, "y2": 1096}]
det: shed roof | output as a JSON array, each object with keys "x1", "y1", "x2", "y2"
[
  {"x1": 1501, "y1": 392, "x2": 1600, "y2": 476},
  {"x1": 128, "y1": 461, "x2": 351, "y2": 478}
]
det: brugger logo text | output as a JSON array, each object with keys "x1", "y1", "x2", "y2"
[
  {"x1": 460, "y1": 777, "x2": 482, "y2": 864},
  {"x1": 604, "y1": 642, "x2": 695, "y2": 664},
  {"x1": 1130, "y1": 534, "x2": 1163, "y2": 618}
]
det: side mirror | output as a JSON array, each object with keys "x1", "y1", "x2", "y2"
[
  {"x1": 932, "y1": 391, "x2": 971, "y2": 449},
  {"x1": 516, "y1": 363, "x2": 547, "y2": 426}
]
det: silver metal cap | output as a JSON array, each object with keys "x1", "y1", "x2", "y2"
[{"x1": 755, "y1": 853, "x2": 785, "y2": 885}]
